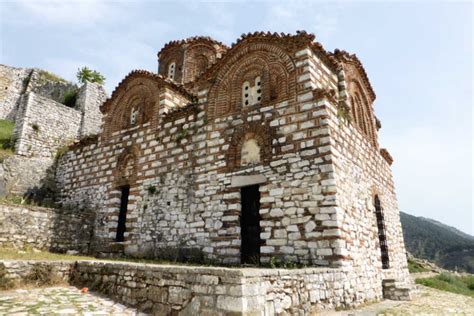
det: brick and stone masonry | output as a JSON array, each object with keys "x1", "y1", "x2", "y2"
[{"x1": 54, "y1": 32, "x2": 412, "y2": 303}]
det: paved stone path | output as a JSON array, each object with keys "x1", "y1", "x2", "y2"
[{"x1": 0, "y1": 286, "x2": 143, "y2": 315}]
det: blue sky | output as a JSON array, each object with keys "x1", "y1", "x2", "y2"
[{"x1": 1, "y1": 0, "x2": 472, "y2": 234}]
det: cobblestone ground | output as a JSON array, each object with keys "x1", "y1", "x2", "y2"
[{"x1": 0, "y1": 286, "x2": 144, "y2": 315}]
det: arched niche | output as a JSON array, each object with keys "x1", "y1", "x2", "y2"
[
  {"x1": 113, "y1": 145, "x2": 140, "y2": 187},
  {"x1": 226, "y1": 122, "x2": 274, "y2": 171}
]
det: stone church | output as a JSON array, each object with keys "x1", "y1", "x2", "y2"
[{"x1": 56, "y1": 32, "x2": 410, "y2": 297}]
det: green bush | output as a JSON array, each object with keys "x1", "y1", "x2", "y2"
[
  {"x1": 0, "y1": 119, "x2": 15, "y2": 150},
  {"x1": 76, "y1": 66, "x2": 105, "y2": 84},
  {"x1": 147, "y1": 185, "x2": 157, "y2": 195},
  {"x1": 62, "y1": 90, "x2": 77, "y2": 107},
  {"x1": 0, "y1": 119, "x2": 15, "y2": 162}
]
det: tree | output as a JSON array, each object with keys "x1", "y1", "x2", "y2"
[{"x1": 76, "y1": 66, "x2": 106, "y2": 85}]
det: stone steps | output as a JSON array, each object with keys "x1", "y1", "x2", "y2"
[{"x1": 382, "y1": 279, "x2": 412, "y2": 301}]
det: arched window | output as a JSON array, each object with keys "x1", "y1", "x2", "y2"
[
  {"x1": 374, "y1": 195, "x2": 390, "y2": 269},
  {"x1": 167, "y1": 62, "x2": 176, "y2": 80},
  {"x1": 241, "y1": 76, "x2": 262, "y2": 107}
]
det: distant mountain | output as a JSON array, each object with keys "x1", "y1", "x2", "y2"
[{"x1": 400, "y1": 212, "x2": 474, "y2": 273}]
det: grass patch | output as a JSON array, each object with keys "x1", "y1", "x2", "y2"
[
  {"x1": 0, "y1": 196, "x2": 59, "y2": 209},
  {"x1": 0, "y1": 248, "x2": 96, "y2": 261},
  {"x1": 408, "y1": 258, "x2": 430, "y2": 273},
  {"x1": 416, "y1": 272, "x2": 474, "y2": 298},
  {"x1": 39, "y1": 70, "x2": 66, "y2": 83},
  {"x1": 0, "y1": 119, "x2": 15, "y2": 161}
]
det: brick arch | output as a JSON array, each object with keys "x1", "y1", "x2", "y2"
[
  {"x1": 349, "y1": 79, "x2": 376, "y2": 145},
  {"x1": 184, "y1": 43, "x2": 217, "y2": 83},
  {"x1": 104, "y1": 78, "x2": 159, "y2": 139},
  {"x1": 158, "y1": 46, "x2": 185, "y2": 82},
  {"x1": 113, "y1": 144, "x2": 140, "y2": 187},
  {"x1": 207, "y1": 42, "x2": 296, "y2": 119},
  {"x1": 226, "y1": 122, "x2": 274, "y2": 171}
]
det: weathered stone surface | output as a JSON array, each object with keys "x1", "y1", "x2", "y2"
[{"x1": 0, "y1": 204, "x2": 94, "y2": 252}]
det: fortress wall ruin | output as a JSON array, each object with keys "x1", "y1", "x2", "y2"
[
  {"x1": 13, "y1": 92, "x2": 82, "y2": 158},
  {"x1": 0, "y1": 65, "x2": 106, "y2": 197}
]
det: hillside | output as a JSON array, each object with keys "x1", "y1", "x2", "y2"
[{"x1": 400, "y1": 212, "x2": 474, "y2": 273}]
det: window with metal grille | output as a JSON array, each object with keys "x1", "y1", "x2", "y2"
[{"x1": 374, "y1": 195, "x2": 390, "y2": 269}]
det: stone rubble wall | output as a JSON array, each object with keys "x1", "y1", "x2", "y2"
[
  {"x1": 26, "y1": 69, "x2": 77, "y2": 105},
  {"x1": 0, "y1": 156, "x2": 55, "y2": 196},
  {"x1": 13, "y1": 92, "x2": 82, "y2": 158},
  {"x1": 71, "y1": 261, "x2": 381, "y2": 315},
  {"x1": 0, "y1": 203, "x2": 95, "y2": 253},
  {"x1": 0, "y1": 260, "x2": 73, "y2": 286}
]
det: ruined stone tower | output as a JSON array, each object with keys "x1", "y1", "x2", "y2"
[{"x1": 55, "y1": 32, "x2": 412, "y2": 303}]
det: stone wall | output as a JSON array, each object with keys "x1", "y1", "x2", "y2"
[
  {"x1": 13, "y1": 92, "x2": 82, "y2": 158},
  {"x1": 0, "y1": 156, "x2": 55, "y2": 196},
  {"x1": 0, "y1": 260, "x2": 72, "y2": 286},
  {"x1": 0, "y1": 65, "x2": 77, "y2": 121},
  {"x1": 0, "y1": 65, "x2": 31, "y2": 120},
  {"x1": 71, "y1": 261, "x2": 382, "y2": 315},
  {"x1": 319, "y1": 91, "x2": 411, "y2": 285},
  {"x1": 76, "y1": 81, "x2": 107, "y2": 137},
  {"x1": 0, "y1": 203, "x2": 95, "y2": 253},
  {"x1": 27, "y1": 69, "x2": 77, "y2": 105},
  {"x1": 0, "y1": 65, "x2": 107, "y2": 198}
]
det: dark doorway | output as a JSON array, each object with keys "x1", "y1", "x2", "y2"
[
  {"x1": 116, "y1": 185, "x2": 130, "y2": 242},
  {"x1": 374, "y1": 195, "x2": 390, "y2": 269},
  {"x1": 240, "y1": 185, "x2": 261, "y2": 264}
]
